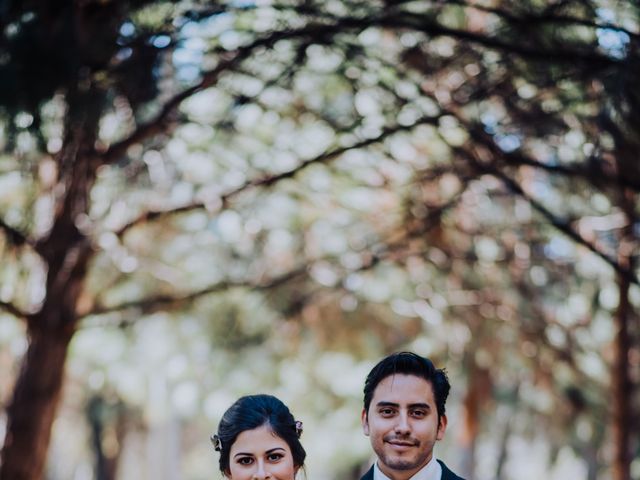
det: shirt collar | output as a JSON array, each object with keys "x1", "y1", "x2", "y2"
[{"x1": 373, "y1": 457, "x2": 442, "y2": 480}]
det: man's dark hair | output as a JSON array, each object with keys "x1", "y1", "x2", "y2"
[
  {"x1": 363, "y1": 352, "x2": 451, "y2": 421},
  {"x1": 214, "y1": 394, "x2": 306, "y2": 473}
]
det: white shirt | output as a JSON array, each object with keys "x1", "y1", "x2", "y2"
[{"x1": 373, "y1": 457, "x2": 442, "y2": 480}]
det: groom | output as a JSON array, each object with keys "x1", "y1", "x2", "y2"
[{"x1": 361, "y1": 352, "x2": 465, "y2": 480}]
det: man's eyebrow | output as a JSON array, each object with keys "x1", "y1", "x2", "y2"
[
  {"x1": 375, "y1": 401, "x2": 432, "y2": 410},
  {"x1": 375, "y1": 401, "x2": 399, "y2": 408}
]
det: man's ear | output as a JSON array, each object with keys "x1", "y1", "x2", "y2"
[
  {"x1": 361, "y1": 408, "x2": 370, "y2": 436},
  {"x1": 436, "y1": 414, "x2": 448, "y2": 441}
]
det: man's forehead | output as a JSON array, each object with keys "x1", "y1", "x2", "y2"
[{"x1": 373, "y1": 373, "x2": 435, "y2": 397}]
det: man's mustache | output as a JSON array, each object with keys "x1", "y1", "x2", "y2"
[{"x1": 383, "y1": 436, "x2": 419, "y2": 446}]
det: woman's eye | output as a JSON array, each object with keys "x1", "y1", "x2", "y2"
[
  {"x1": 237, "y1": 457, "x2": 254, "y2": 465},
  {"x1": 267, "y1": 453, "x2": 284, "y2": 462}
]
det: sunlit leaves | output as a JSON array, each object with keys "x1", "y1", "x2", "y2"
[{"x1": 1, "y1": 1, "x2": 639, "y2": 479}]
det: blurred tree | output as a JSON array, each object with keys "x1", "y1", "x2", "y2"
[
  {"x1": 0, "y1": 1, "x2": 638, "y2": 480},
  {"x1": 86, "y1": 393, "x2": 129, "y2": 480}
]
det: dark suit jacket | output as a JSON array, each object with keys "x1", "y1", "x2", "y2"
[{"x1": 360, "y1": 460, "x2": 465, "y2": 480}]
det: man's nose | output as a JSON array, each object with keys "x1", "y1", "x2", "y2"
[
  {"x1": 394, "y1": 411, "x2": 410, "y2": 434},
  {"x1": 252, "y1": 459, "x2": 271, "y2": 480}
]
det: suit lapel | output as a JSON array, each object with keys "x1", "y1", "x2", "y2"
[
  {"x1": 360, "y1": 466, "x2": 375, "y2": 480},
  {"x1": 438, "y1": 460, "x2": 460, "y2": 480},
  {"x1": 361, "y1": 461, "x2": 462, "y2": 480}
]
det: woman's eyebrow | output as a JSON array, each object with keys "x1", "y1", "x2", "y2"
[
  {"x1": 233, "y1": 452, "x2": 254, "y2": 458},
  {"x1": 265, "y1": 447, "x2": 286, "y2": 454}
]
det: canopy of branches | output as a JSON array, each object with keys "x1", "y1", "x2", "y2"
[{"x1": 0, "y1": 1, "x2": 638, "y2": 480}]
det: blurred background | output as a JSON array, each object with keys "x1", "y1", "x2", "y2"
[{"x1": 0, "y1": 1, "x2": 638, "y2": 479}]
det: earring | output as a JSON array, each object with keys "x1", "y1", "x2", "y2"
[{"x1": 210, "y1": 434, "x2": 222, "y2": 451}]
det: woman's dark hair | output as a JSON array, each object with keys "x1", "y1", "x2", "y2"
[
  {"x1": 213, "y1": 394, "x2": 306, "y2": 473},
  {"x1": 363, "y1": 352, "x2": 450, "y2": 423}
]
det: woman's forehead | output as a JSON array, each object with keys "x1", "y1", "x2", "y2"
[{"x1": 231, "y1": 424, "x2": 289, "y2": 453}]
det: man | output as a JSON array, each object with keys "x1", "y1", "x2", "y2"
[{"x1": 361, "y1": 352, "x2": 465, "y2": 480}]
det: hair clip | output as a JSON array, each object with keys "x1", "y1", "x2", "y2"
[
  {"x1": 210, "y1": 434, "x2": 222, "y2": 452},
  {"x1": 295, "y1": 420, "x2": 303, "y2": 438}
]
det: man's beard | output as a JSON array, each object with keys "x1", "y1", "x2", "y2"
[
  {"x1": 377, "y1": 436, "x2": 426, "y2": 471},
  {"x1": 380, "y1": 457, "x2": 422, "y2": 471}
]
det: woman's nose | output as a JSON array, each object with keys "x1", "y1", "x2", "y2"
[{"x1": 252, "y1": 460, "x2": 271, "y2": 479}]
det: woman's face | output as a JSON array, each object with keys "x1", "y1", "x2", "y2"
[{"x1": 226, "y1": 425, "x2": 298, "y2": 480}]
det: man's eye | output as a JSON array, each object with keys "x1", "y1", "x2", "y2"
[
  {"x1": 380, "y1": 408, "x2": 395, "y2": 416},
  {"x1": 411, "y1": 410, "x2": 426, "y2": 417},
  {"x1": 237, "y1": 457, "x2": 254, "y2": 465},
  {"x1": 267, "y1": 453, "x2": 284, "y2": 462}
]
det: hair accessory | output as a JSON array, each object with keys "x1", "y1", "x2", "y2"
[
  {"x1": 295, "y1": 420, "x2": 303, "y2": 438},
  {"x1": 210, "y1": 434, "x2": 222, "y2": 452}
]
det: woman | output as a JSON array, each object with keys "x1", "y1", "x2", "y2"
[{"x1": 211, "y1": 394, "x2": 305, "y2": 480}]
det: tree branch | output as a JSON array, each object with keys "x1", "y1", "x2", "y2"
[
  {"x1": 100, "y1": 52, "x2": 246, "y2": 165},
  {"x1": 82, "y1": 266, "x2": 308, "y2": 320},
  {"x1": 378, "y1": 14, "x2": 620, "y2": 67},
  {"x1": 426, "y1": 96, "x2": 639, "y2": 284},
  {"x1": 461, "y1": 119, "x2": 640, "y2": 192},
  {"x1": 85, "y1": 177, "x2": 466, "y2": 324},
  {"x1": 101, "y1": 7, "x2": 620, "y2": 167},
  {"x1": 451, "y1": 0, "x2": 640, "y2": 41},
  {"x1": 500, "y1": 150, "x2": 640, "y2": 192},
  {"x1": 0, "y1": 300, "x2": 28, "y2": 320},
  {"x1": 114, "y1": 113, "x2": 443, "y2": 237},
  {"x1": 0, "y1": 219, "x2": 30, "y2": 248},
  {"x1": 467, "y1": 153, "x2": 638, "y2": 286},
  {"x1": 100, "y1": 19, "x2": 371, "y2": 165}
]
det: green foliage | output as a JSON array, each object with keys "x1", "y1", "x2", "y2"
[{"x1": 1, "y1": 1, "x2": 639, "y2": 479}]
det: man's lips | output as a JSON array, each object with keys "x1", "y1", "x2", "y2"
[{"x1": 385, "y1": 438, "x2": 418, "y2": 448}]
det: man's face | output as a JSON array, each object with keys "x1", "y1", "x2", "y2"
[{"x1": 362, "y1": 374, "x2": 447, "y2": 480}]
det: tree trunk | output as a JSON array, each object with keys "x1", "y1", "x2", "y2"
[
  {"x1": 0, "y1": 324, "x2": 74, "y2": 480},
  {"x1": 612, "y1": 258, "x2": 631, "y2": 480},
  {"x1": 87, "y1": 395, "x2": 128, "y2": 480},
  {"x1": 611, "y1": 188, "x2": 635, "y2": 480},
  {"x1": 1, "y1": 240, "x2": 93, "y2": 478},
  {"x1": 495, "y1": 387, "x2": 519, "y2": 480},
  {"x1": 459, "y1": 362, "x2": 491, "y2": 480},
  {"x1": 0, "y1": 78, "x2": 103, "y2": 478},
  {"x1": 0, "y1": 206, "x2": 94, "y2": 480}
]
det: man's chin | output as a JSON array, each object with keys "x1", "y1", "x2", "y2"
[{"x1": 381, "y1": 457, "x2": 419, "y2": 472}]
